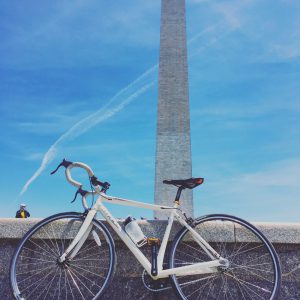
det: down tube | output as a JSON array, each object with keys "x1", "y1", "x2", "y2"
[{"x1": 96, "y1": 201, "x2": 152, "y2": 275}]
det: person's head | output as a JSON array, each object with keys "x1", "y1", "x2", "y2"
[{"x1": 20, "y1": 204, "x2": 27, "y2": 210}]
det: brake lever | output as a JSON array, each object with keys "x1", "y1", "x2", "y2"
[
  {"x1": 90, "y1": 176, "x2": 110, "y2": 193},
  {"x1": 72, "y1": 187, "x2": 89, "y2": 203},
  {"x1": 90, "y1": 175, "x2": 104, "y2": 187},
  {"x1": 50, "y1": 159, "x2": 73, "y2": 175},
  {"x1": 101, "y1": 182, "x2": 110, "y2": 193}
]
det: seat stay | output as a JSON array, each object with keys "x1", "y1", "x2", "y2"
[{"x1": 175, "y1": 213, "x2": 222, "y2": 260}]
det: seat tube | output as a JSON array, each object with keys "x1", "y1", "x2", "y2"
[
  {"x1": 174, "y1": 187, "x2": 184, "y2": 204},
  {"x1": 157, "y1": 208, "x2": 176, "y2": 271}
]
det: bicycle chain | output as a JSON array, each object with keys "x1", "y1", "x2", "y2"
[{"x1": 141, "y1": 269, "x2": 172, "y2": 292}]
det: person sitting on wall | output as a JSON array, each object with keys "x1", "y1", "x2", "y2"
[{"x1": 15, "y1": 204, "x2": 30, "y2": 218}]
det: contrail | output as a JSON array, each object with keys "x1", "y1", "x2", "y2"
[
  {"x1": 20, "y1": 145, "x2": 58, "y2": 196},
  {"x1": 20, "y1": 81, "x2": 155, "y2": 195},
  {"x1": 187, "y1": 23, "x2": 221, "y2": 45},
  {"x1": 20, "y1": 23, "x2": 225, "y2": 196}
]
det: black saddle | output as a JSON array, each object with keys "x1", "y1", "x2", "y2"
[{"x1": 163, "y1": 178, "x2": 204, "y2": 189}]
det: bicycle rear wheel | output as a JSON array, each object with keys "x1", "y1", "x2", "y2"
[
  {"x1": 10, "y1": 212, "x2": 116, "y2": 300},
  {"x1": 169, "y1": 214, "x2": 281, "y2": 300}
]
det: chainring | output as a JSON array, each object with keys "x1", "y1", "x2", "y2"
[{"x1": 141, "y1": 269, "x2": 172, "y2": 292}]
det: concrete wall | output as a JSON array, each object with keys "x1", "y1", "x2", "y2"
[{"x1": 1, "y1": 219, "x2": 300, "y2": 299}]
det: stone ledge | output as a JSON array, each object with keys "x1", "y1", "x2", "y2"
[
  {"x1": 0, "y1": 218, "x2": 300, "y2": 299},
  {"x1": 1, "y1": 218, "x2": 300, "y2": 244}
]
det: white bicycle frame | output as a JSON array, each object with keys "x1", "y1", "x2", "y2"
[{"x1": 59, "y1": 163, "x2": 226, "y2": 279}]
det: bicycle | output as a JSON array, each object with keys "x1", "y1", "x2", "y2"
[{"x1": 10, "y1": 159, "x2": 281, "y2": 299}]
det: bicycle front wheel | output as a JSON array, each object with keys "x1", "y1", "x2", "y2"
[
  {"x1": 169, "y1": 214, "x2": 281, "y2": 300},
  {"x1": 10, "y1": 212, "x2": 116, "y2": 300}
]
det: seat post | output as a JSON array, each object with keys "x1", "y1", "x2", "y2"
[{"x1": 174, "y1": 186, "x2": 184, "y2": 203}]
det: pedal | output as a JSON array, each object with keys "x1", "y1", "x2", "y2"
[
  {"x1": 147, "y1": 238, "x2": 160, "y2": 276},
  {"x1": 147, "y1": 237, "x2": 161, "y2": 246}
]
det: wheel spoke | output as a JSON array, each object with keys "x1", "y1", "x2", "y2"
[
  {"x1": 226, "y1": 272, "x2": 269, "y2": 298},
  {"x1": 17, "y1": 263, "x2": 57, "y2": 283},
  {"x1": 67, "y1": 268, "x2": 86, "y2": 299},
  {"x1": 229, "y1": 244, "x2": 264, "y2": 261},
  {"x1": 69, "y1": 262, "x2": 107, "y2": 279},
  {"x1": 50, "y1": 222, "x2": 62, "y2": 256},
  {"x1": 67, "y1": 266, "x2": 97, "y2": 297},
  {"x1": 204, "y1": 273, "x2": 219, "y2": 299},
  {"x1": 65, "y1": 268, "x2": 76, "y2": 300},
  {"x1": 170, "y1": 215, "x2": 280, "y2": 300},
  {"x1": 69, "y1": 265, "x2": 103, "y2": 288},
  {"x1": 180, "y1": 242, "x2": 208, "y2": 259},
  {"x1": 178, "y1": 274, "x2": 217, "y2": 287},
  {"x1": 11, "y1": 214, "x2": 115, "y2": 300},
  {"x1": 75, "y1": 243, "x2": 104, "y2": 257},
  {"x1": 26, "y1": 266, "x2": 59, "y2": 298},
  {"x1": 18, "y1": 254, "x2": 54, "y2": 265},
  {"x1": 40, "y1": 226, "x2": 61, "y2": 256},
  {"x1": 22, "y1": 245, "x2": 56, "y2": 259},
  {"x1": 175, "y1": 249, "x2": 205, "y2": 262},
  {"x1": 230, "y1": 262, "x2": 274, "y2": 275},
  {"x1": 28, "y1": 237, "x2": 58, "y2": 258}
]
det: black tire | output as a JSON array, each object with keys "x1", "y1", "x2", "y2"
[
  {"x1": 10, "y1": 212, "x2": 116, "y2": 300},
  {"x1": 169, "y1": 214, "x2": 281, "y2": 300}
]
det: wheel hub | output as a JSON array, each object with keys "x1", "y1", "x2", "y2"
[
  {"x1": 218, "y1": 258, "x2": 230, "y2": 272},
  {"x1": 56, "y1": 257, "x2": 70, "y2": 269}
]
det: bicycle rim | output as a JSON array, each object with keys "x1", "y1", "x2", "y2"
[
  {"x1": 10, "y1": 212, "x2": 116, "y2": 300},
  {"x1": 169, "y1": 214, "x2": 281, "y2": 300}
]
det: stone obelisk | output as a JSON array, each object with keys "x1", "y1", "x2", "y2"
[{"x1": 154, "y1": 0, "x2": 193, "y2": 218}]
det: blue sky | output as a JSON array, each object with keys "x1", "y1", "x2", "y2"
[{"x1": 1, "y1": 0, "x2": 300, "y2": 221}]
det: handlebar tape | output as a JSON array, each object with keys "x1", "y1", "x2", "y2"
[{"x1": 50, "y1": 158, "x2": 111, "y2": 193}]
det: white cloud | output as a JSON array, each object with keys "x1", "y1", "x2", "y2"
[
  {"x1": 188, "y1": 0, "x2": 210, "y2": 3},
  {"x1": 211, "y1": 1, "x2": 251, "y2": 30},
  {"x1": 193, "y1": 158, "x2": 300, "y2": 221},
  {"x1": 270, "y1": 43, "x2": 300, "y2": 60},
  {"x1": 24, "y1": 152, "x2": 45, "y2": 161},
  {"x1": 191, "y1": 96, "x2": 300, "y2": 122},
  {"x1": 239, "y1": 159, "x2": 300, "y2": 188},
  {"x1": 204, "y1": 158, "x2": 300, "y2": 205},
  {"x1": 17, "y1": 119, "x2": 78, "y2": 135},
  {"x1": 11, "y1": 102, "x2": 91, "y2": 135},
  {"x1": 19, "y1": 78, "x2": 155, "y2": 195},
  {"x1": 0, "y1": 0, "x2": 161, "y2": 69}
]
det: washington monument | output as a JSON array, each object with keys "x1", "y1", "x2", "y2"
[{"x1": 154, "y1": 0, "x2": 193, "y2": 218}]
